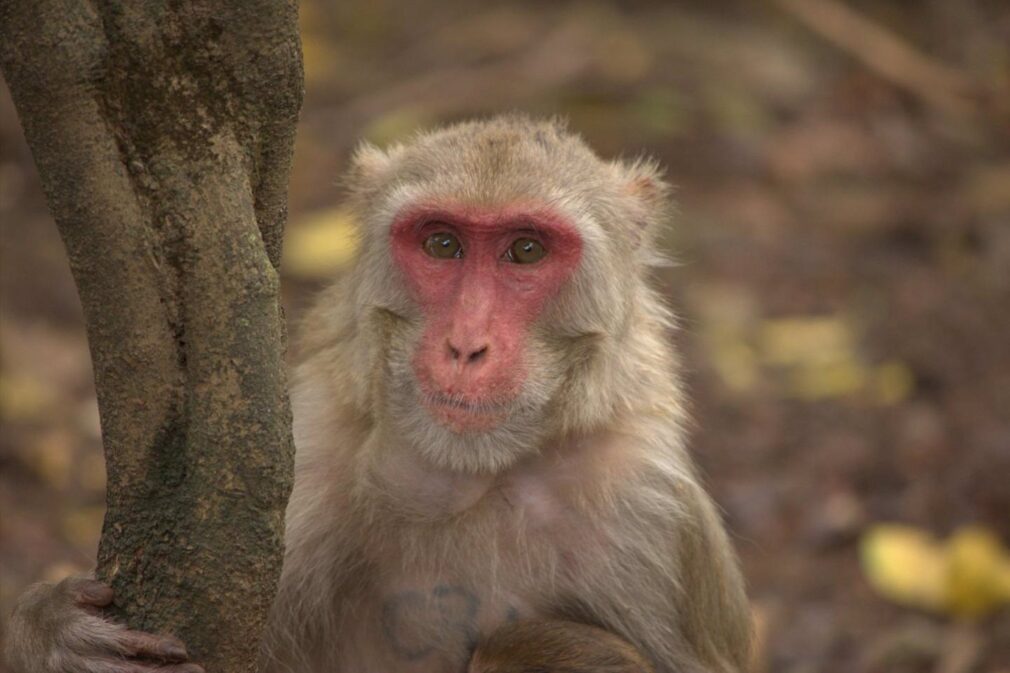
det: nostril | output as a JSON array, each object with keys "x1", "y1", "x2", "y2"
[{"x1": 447, "y1": 340, "x2": 488, "y2": 365}]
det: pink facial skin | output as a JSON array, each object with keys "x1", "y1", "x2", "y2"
[{"x1": 390, "y1": 202, "x2": 583, "y2": 433}]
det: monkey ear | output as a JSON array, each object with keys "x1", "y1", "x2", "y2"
[
  {"x1": 345, "y1": 141, "x2": 400, "y2": 193},
  {"x1": 612, "y1": 157, "x2": 673, "y2": 248}
]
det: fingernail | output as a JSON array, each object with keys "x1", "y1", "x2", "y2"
[
  {"x1": 164, "y1": 643, "x2": 188, "y2": 660},
  {"x1": 82, "y1": 586, "x2": 113, "y2": 603}
]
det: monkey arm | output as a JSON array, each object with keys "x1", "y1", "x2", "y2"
[
  {"x1": 469, "y1": 619, "x2": 656, "y2": 673},
  {"x1": 651, "y1": 482, "x2": 751, "y2": 673},
  {"x1": 557, "y1": 477, "x2": 752, "y2": 673},
  {"x1": 665, "y1": 482, "x2": 752, "y2": 673}
]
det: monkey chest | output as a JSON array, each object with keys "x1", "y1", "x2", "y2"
[
  {"x1": 342, "y1": 510, "x2": 588, "y2": 672},
  {"x1": 337, "y1": 547, "x2": 557, "y2": 673},
  {"x1": 337, "y1": 456, "x2": 612, "y2": 672},
  {"x1": 341, "y1": 579, "x2": 530, "y2": 673}
]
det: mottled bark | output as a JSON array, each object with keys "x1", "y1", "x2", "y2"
[{"x1": 0, "y1": 2, "x2": 302, "y2": 671}]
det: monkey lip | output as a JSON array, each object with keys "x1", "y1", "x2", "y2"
[
  {"x1": 429, "y1": 393, "x2": 507, "y2": 412},
  {"x1": 423, "y1": 392, "x2": 511, "y2": 432}
]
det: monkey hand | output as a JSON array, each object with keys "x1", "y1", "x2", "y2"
[
  {"x1": 469, "y1": 620, "x2": 655, "y2": 673},
  {"x1": 4, "y1": 577, "x2": 204, "y2": 673}
]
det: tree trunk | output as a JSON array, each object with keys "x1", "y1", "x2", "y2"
[{"x1": 0, "y1": 2, "x2": 302, "y2": 671}]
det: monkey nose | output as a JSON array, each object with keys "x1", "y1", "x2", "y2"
[{"x1": 447, "y1": 340, "x2": 489, "y2": 366}]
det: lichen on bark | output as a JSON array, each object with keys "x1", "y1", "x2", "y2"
[{"x1": 0, "y1": 1, "x2": 303, "y2": 671}]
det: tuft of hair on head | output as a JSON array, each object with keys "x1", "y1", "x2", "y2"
[{"x1": 343, "y1": 140, "x2": 403, "y2": 198}]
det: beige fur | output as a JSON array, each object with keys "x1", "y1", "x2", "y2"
[{"x1": 265, "y1": 116, "x2": 751, "y2": 673}]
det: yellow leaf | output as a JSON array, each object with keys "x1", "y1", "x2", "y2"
[
  {"x1": 788, "y1": 357, "x2": 868, "y2": 399},
  {"x1": 759, "y1": 316, "x2": 854, "y2": 367},
  {"x1": 947, "y1": 527, "x2": 1010, "y2": 618},
  {"x1": 758, "y1": 316, "x2": 887, "y2": 400},
  {"x1": 709, "y1": 337, "x2": 759, "y2": 393},
  {"x1": 861, "y1": 524, "x2": 1010, "y2": 619},
  {"x1": 283, "y1": 208, "x2": 359, "y2": 278},
  {"x1": 861, "y1": 524, "x2": 947, "y2": 612}
]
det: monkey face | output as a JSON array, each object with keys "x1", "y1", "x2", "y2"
[
  {"x1": 345, "y1": 117, "x2": 669, "y2": 472},
  {"x1": 354, "y1": 191, "x2": 599, "y2": 473},
  {"x1": 374, "y1": 202, "x2": 583, "y2": 471},
  {"x1": 389, "y1": 203, "x2": 582, "y2": 433}
]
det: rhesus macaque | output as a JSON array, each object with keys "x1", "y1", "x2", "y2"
[{"x1": 6, "y1": 116, "x2": 751, "y2": 673}]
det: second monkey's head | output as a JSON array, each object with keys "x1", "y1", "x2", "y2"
[{"x1": 344, "y1": 115, "x2": 675, "y2": 473}]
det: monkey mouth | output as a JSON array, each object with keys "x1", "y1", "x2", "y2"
[
  {"x1": 422, "y1": 392, "x2": 511, "y2": 432},
  {"x1": 428, "y1": 393, "x2": 507, "y2": 412}
]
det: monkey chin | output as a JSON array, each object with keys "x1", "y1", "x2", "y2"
[{"x1": 387, "y1": 377, "x2": 550, "y2": 473}]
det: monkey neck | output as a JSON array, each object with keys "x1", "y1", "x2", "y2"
[
  {"x1": 366, "y1": 434, "x2": 497, "y2": 517},
  {"x1": 364, "y1": 421, "x2": 647, "y2": 521}
]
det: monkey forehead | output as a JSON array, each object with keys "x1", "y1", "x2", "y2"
[{"x1": 381, "y1": 118, "x2": 618, "y2": 217}]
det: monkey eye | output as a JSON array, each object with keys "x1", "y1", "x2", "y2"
[
  {"x1": 505, "y1": 237, "x2": 547, "y2": 264},
  {"x1": 423, "y1": 232, "x2": 463, "y2": 259}
]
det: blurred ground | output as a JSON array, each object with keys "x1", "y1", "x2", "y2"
[{"x1": 2, "y1": 1, "x2": 1009, "y2": 671}]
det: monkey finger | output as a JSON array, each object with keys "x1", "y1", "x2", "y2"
[
  {"x1": 69, "y1": 578, "x2": 115, "y2": 607},
  {"x1": 113, "y1": 629, "x2": 190, "y2": 662}
]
